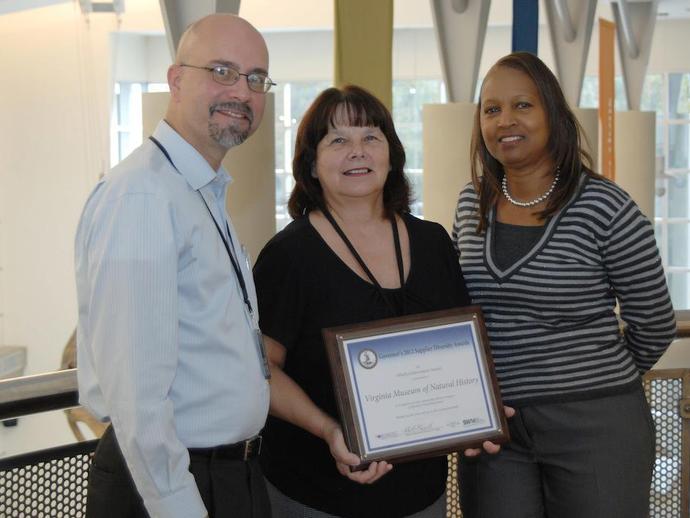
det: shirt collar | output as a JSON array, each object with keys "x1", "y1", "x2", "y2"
[{"x1": 151, "y1": 120, "x2": 233, "y2": 191}]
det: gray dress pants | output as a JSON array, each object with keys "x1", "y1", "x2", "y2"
[{"x1": 459, "y1": 383, "x2": 655, "y2": 518}]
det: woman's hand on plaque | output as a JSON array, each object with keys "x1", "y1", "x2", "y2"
[
  {"x1": 463, "y1": 406, "x2": 516, "y2": 457},
  {"x1": 322, "y1": 418, "x2": 393, "y2": 484}
]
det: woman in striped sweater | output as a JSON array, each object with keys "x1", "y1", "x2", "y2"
[{"x1": 452, "y1": 52, "x2": 676, "y2": 518}]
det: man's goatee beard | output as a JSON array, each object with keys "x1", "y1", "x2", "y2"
[
  {"x1": 209, "y1": 124, "x2": 250, "y2": 148},
  {"x1": 208, "y1": 100, "x2": 254, "y2": 149}
]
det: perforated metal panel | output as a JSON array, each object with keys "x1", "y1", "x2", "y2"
[
  {"x1": 0, "y1": 441, "x2": 96, "y2": 518},
  {"x1": 644, "y1": 370, "x2": 690, "y2": 518}
]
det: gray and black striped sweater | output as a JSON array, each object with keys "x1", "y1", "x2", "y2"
[{"x1": 452, "y1": 174, "x2": 676, "y2": 406}]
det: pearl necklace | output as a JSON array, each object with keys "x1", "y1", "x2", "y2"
[{"x1": 501, "y1": 172, "x2": 560, "y2": 208}]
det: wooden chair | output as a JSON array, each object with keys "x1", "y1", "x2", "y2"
[{"x1": 61, "y1": 330, "x2": 107, "y2": 441}]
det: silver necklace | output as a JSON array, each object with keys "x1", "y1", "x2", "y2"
[{"x1": 501, "y1": 172, "x2": 560, "y2": 208}]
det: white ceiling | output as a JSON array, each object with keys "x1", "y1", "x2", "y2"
[{"x1": 1, "y1": 0, "x2": 688, "y2": 28}]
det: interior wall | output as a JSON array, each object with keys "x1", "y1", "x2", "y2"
[
  {"x1": 0, "y1": 0, "x2": 169, "y2": 378},
  {"x1": 0, "y1": 3, "x2": 115, "y2": 375}
]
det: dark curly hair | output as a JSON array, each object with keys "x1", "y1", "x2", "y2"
[{"x1": 288, "y1": 84, "x2": 411, "y2": 219}]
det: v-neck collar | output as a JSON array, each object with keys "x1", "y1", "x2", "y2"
[{"x1": 484, "y1": 174, "x2": 589, "y2": 283}]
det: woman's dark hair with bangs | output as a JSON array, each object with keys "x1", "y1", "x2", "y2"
[
  {"x1": 288, "y1": 84, "x2": 411, "y2": 219},
  {"x1": 471, "y1": 52, "x2": 597, "y2": 232}
]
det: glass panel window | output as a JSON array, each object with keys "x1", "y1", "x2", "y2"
[
  {"x1": 111, "y1": 82, "x2": 144, "y2": 166},
  {"x1": 668, "y1": 173, "x2": 690, "y2": 219},
  {"x1": 579, "y1": 76, "x2": 598, "y2": 108},
  {"x1": 290, "y1": 82, "x2": 331, "y2": 127},
  {"x1": 273, "y1": 83, "x2": 286, "y2": 174},
  {"x1": 273, "y1": 81, "x2": 330, "y2": 231},
  {"x1": 614, "y1": 76, "x2": 628, "y2": 111},
  {"x1": 578, "y1": 75, "x2": 628, "y2": 111},
  {"x1": 649, "y1": 73, "x2": 689, "y2": 308},
  {"x1": 641, "y1": 74, "x2": 664, "y2": 113},
  {"x1": 655, "y1": 120, "x2": 664, "y2": 158},
  {"x1": 111, "y1": 82, "x2": 168, "y2": 166},
  {"x1": 392, "y1": 79, "x2": 444, "y2": 216},
  {"x1": 669, "y1": 73, "x2": 690, "y2": 121},
  {"x1": 668, "y1": 124, "x2": 690, "y2": 170},
  {"x1": 407, "y1": 171, "x2": 424, "y2": 216},
  {"x1": 654, "y1": 222, "x2": 663, "y2": 250},
  {"x1": 667, "y1": 272, "x2": 689, "y2": 310},
  {"x1": 655, "y1": 176, "x2": 667, "y2": 219},
  {"x1": 396, "y1": 124, "x2": 423, "y2": 173},
  {"x1": 667, "y1": 223, "x2": 690, "y2": 268},
  {"x1": 392, "y1": 79, "x2": 443, "y2": 169}
]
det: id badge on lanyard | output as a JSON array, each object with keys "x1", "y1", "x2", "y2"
[
  {"x1": 250, "y1": 312, "x2": 271, "y2": 380},
  {"x1": 242, "y1": 245, "x2": 272, "y2": 381}
]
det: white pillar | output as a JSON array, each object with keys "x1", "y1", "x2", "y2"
[
  {"x1": 544, "y1": 0, "x2": 597, "y2": 108},
  {"x1": 430, "y1": 0, "x2": 490, "y2": 103},
  {"x1": 615, "y1": 110, "x2": 656, "y2": 220},
  {"x1": 142, "y1": 92, "x2": 276, "y2": 264},
  {"x1": 611, "y1": 0, "x2": 659, "y2": 110},
  {"x1": 422, "y1": 102, "x2": 475, "y2": 234}
]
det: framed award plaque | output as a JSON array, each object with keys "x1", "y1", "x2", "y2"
[{"x1": 322, "y1": 306, "x2": 509, "y2": 469}]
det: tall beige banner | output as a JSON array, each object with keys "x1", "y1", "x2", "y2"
[
  {"x1": 599, "y1": 19, "x2": 616, "y2": 180},
  {"x1": 334, "y1": 0, "x2": 393, "y2": 109}
]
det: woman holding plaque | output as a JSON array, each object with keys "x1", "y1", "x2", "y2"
[
  {"x1": 253, "y1": 85, "x2": 495, "y2": 518},
  {"x1": 452, "y1": 52, "x2": 677, "y2": 518}
]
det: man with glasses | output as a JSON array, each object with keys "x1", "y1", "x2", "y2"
[{"x1": 75, "y1": 14, "x2": 275, "y2": 518}]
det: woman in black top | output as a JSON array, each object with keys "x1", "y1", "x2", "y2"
[{"x1": 254, "y1": 86, "x2": 498, "y2": 518}]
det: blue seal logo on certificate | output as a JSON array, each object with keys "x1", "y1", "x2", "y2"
[
  {"x1": 357, "y1": 349, "x2": 378, "y2": 369},
  {"x1": 323, "y1": 307, "x2": 508, "y2": 468}
]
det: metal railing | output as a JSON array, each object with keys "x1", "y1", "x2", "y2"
[{"x1": 0, "y1": 368, "x2": 78, "y2": 422}]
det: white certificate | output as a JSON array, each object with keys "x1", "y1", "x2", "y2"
[{"x1": 323, "y1": 307, "x2": 508, "y2": 466}]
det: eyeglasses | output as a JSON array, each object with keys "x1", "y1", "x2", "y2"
[{"x1": 180, "y1": 64, "x2": 276, "y2": 94}]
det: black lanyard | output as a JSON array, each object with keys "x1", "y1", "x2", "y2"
[
  {"x1": 148, "y1": 136, "x2": 254, "y2": 316},
  {"x1": 321, "y1": 207, "x2": 405, "y2": 316}
]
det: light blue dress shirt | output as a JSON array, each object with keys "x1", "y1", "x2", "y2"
[{"x1": 75, "y1": 121, "x2": 270, "y2": 518}]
